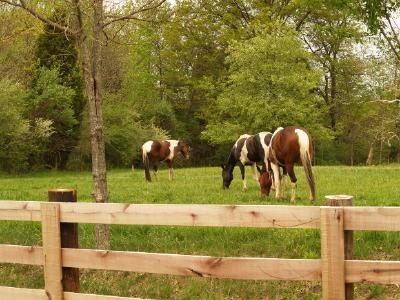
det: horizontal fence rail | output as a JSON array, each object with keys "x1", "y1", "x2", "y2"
[
  {"x1": 1, "y1": 196, "x2": 400, "y2": 300},
  {"x1": 0, "y1": 201, "x2": 321, "y2": 228},
  {"x1": 0, "y1": 244, "x2": 321, "y2": 281},
  {"x1": 0, "y1": 286, "x2": 145, "y2": 300},
  {"x1": 2, "y1": 200, "x2": 400, "y2": 231},
  {"x1": 2, "y1": 244, "x2": 400, "y2": 285}
]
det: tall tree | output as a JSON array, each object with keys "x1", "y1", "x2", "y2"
[
  {"x1": 203, "y1": 24, "x2": 323, "y2": 143},
  {"x1": 0, "y1": 0, "x2": 166, "y2": 249}
]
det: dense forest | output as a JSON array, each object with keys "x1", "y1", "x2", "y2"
[{"x1": 1, "y1": 0, "x2": 400, "y2": 173}]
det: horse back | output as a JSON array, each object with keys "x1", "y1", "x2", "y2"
[
  {"x1": 144, "y1": 140, "x2": 171, "y2": 161},
  {"x1": 271, "y1": 126, "x2": 312, "y2": 164},
  {"x1": 245, "y1": 134, "x2": 266, "y2": 163}
]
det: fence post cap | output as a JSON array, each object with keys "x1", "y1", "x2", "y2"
[{"x1": 48, "y1": 189, "x2": 76, "y2": 193}]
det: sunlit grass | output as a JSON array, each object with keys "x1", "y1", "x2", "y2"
[{"x1": 1, "y1": 165, "x2": 400, "y2": 299}]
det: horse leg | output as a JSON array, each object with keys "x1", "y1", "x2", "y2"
[
  {"x1": 239, "y1": 163, "x2": 247, "y2": 191},
  {"x1": 286, "y1": 164, "x2": 298, "y2": 202},
  {"x1": 167, "y1": 160, "x2": 174, "y2": 181},
  {"x1": 251, "y1": 163, "x2": 259, "y2": 185},
  {"x1": 266, "y1": 160, "x2": 276, "y2": 191},
  {"x1": 281, "y1": 166, "x2": 288, "y2": 198},
  {"x1": 270, "y1": 162, "x2": 281, "y2": 199},
  {"x1": 153, "y1": 163, "x2": 159, "y2": 182}
]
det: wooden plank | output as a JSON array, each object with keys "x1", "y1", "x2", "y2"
[
  {"x1": 0, "y1": 286, "x2": 46, "y2": 300},
  {"x1": 345, "y1": 260, "x2": 400, "y2": 284},
  {"x1": 0, "y1": 244, "x2": 43, "y2": 265},
  {"x1": 0, "y1": 201, "x2": 321, "y2": 228},
  {"x1": 344, "y1": 206, "x2": 400, "y2": 231},
  {"x1": 0, "y1": 201, "x2": 41, "y2": 221},
  {"x1": 4, "y1": 201, "x2": 400, "y2": 232},
  {"x1": 321, "y1": 207, "x2": 345, "y2": 300},
  {"x1": 325, "y1": 195, "x2": 354, "y2": 300},
  {"x1": 41, "y1": 202, "x2": 64, "y2": 300},
  {"x1": 0, "y1": 244, "x2": 320, "y2": 281},
  {"x1": 59, "y1": 203, "x2": 320, "y2": 228},
  {"x1": 61, "y1": 248, "x2": 321, "y2": 281},
  {"x1": 0, "y1": 287, "x2": 148, "y2": 300},
  {"x1": 64, "y1": 291, "x2": 149, "y2": 300}
]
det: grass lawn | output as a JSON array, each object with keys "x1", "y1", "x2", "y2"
[{"x1": 1, "y1": 165, "x2": 400, "y2": 299}]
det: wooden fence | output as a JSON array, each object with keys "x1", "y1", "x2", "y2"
[{"x1": 1, "y1": 191, "x2": 400, "y2": 300}]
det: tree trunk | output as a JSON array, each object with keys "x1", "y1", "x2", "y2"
[
  {"x1": 379, "y1": 139, "x2": 383, "y2": 164},
  {"x1": 350, "y1": 143, "x2": 354, "y2": 166},
  {"x1": 329, "y1": 58, "x2": 337, "y2": 130},
  {"x1": 397, "y1": 147, "x2": 400, "y2": 163},
  {"x1": 366, "y1": 144, "x2": 374, "y2": 166},
  {"x1": 75, "y1": 0, "x2": 109, "y2": 249}
]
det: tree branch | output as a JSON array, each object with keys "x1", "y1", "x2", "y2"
[
  {"x1": 0, "y1": 0, "x2": 76, "y2": 36},
  {"x1": 367, "y1": 99, "x2": 400, "y2": 104},
  {"x1": 102, "y1": 0, "x2": 167, "y2": 28},
  {"x1": 296, "y1": 10, "x2": 311, "y2": 31}
]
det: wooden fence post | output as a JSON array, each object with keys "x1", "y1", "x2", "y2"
[
  {"x1": 325, "y1": 195, "x2": 354, "y2": 300},
  {"x1": 48, "y1": 189, "x2": 80, "y2": 293},
  {"x1": 321, "y1": 205, "x2": 345, "y2": 300},
  {"x1": 41, "y1": 202, "x2": 63, "y2": 300}
]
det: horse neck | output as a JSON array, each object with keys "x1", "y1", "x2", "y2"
[{"x1": 225, "y1": 150, "x2": 237, "y2": 172}]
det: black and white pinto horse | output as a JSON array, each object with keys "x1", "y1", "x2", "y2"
[
  {"x1": 221, "y1": 132, "x2": 272, "y2": 190},
  {"x1": 142, "y1": 139, "x2": 190, "y2": 182}
]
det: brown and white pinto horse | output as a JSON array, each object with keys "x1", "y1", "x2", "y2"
[
  {"x1": 260, "y1": 126, "x2": 316, "y2": 202},
  {"x1": 142, "y1": 140, "x2": 190, "y2": 182}
]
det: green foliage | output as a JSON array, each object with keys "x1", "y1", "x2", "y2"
[
  {"x1": 103, "y1": 92, "x2": 169, "y2": 167},
  {"x1": 121, "y1": 23, "x2": 177, "y2": 132},
  {"x1": 67, "y1": 92, "x2": 169, "y2": 170},
  {"x1": 203, "y1": 24, "x2": 324, "y2": 143},
  {"x1": 32, "y1": 17, "x2": 85, "y2": 168},
  {"x1": 26, "y1": 67, "x2": 77, "y2": 168},
  {"x1": 2, "y1": 0, "x2": 400, "y2": 170},
  {"x1": 0, "y1": 80, "x2": 53, "y2": 172}
]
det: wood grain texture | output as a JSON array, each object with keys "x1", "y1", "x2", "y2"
[
  {"x1": 0, "y1": 244, "x2": 43, "y2": 265},
  {"x1": 345, "y1": 260, "x2": 400, "y2": 284},
  {"x1": 0, "y1": 244, "x2": 321, "y2": 281},
  {"x1": 0, "y1": 201, "x2": 320, "y2": 228},
  {"x1": 325, "y1": 195, "x2": 354, "y2": 300},
  {"x1": 0, "y1": 286, "x2": 46, "y2": 300},
  {"x1": 3, "y1": 201, "x2": 400, "y2": 232},
  {"x1": 344, "y1": 206, "x2": 400, "y2": 231},
  {"x1": 321, "y1": 207, "x2": 345, "y2": 300},
  {"x1": 61, "y1": 248, "x2": 321, "y2": 281},
  {"x1": 0, "y1": 201, "x2": 41, "y2": 221},
  {"x1": 41, "y1": 202, "x2": 64, "y2": 300},
  {"x1": 0, "y1": 287, "x2": 149, "y2": 300}
]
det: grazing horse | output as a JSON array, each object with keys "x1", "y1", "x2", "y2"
[
  {"x1": 221, "y1": 132, "x2": 272, "y2": 191},
  {"x1": 262, "y1": 126, "x2": 315, "y2": 202},
  {"x1": 142, "y1": 140, "x2": 190, "y2": 182},
  {"x1": 257, "y1": 162, "x2": 273, "y2": 198}
]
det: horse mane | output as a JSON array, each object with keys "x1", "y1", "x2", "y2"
[{"x1": 225, "y1": 148, "x2": 237, "y2": 171}]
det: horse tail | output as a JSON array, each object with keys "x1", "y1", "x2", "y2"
[
  {"x1": 142, "y1": 148, "x2": 151, "y2": 182},
  {"x1": 296, "y1": 129, "x2": 316, "y2": 201}
]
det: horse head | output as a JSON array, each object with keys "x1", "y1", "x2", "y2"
[
  {"x1": 221, "y1": 164, "x2": 233, "y2": 189},
  {"x1": 178, "y1": 141, "x2": 190, "y2": 159},
  {"x1": 257, "y1": 164, "x2": 272, "y2": 197}
]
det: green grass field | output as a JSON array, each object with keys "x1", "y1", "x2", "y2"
[{"x1": 1, "y1": 165, "x2": 400, "y2": 299}]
